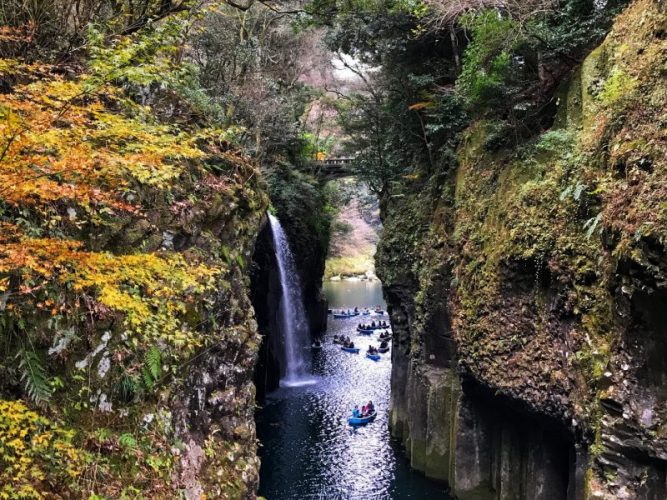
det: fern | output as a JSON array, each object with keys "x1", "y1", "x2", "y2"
[
  {"x1": 118, "y1": 433, "x2": 137, "y2": 450},
  {"x1": 146, "y1": 346, "x2": 161, "y2": 379},
  {"x1": 16, "y1": 348, "x2": 51, "y2": 406},
  {"x1": 142, "y1": 346, "x2": 162, "y2": 389}
]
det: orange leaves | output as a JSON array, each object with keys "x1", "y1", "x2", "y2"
[
  {"x1": 0, "y1": 78, "x2": 130, "y2": 212},
  {"x1": 0, "y1": 60, "x2": 247, "y2": 349},
  {"x1": 0, "y1": 228, "x2": 82, "y2": 278},
  {"x1": 0, "y1": 226, "x2": 222, "y2": 349},
  {"x1": 0, "y1": 64, "x2": 207, "y2": 215},
  {"x1": 0, "y1": 22, "x2": 36, "y2": 43},
  {"x1": 408, "y1": 101, "x2": 435, "y2": 111}
]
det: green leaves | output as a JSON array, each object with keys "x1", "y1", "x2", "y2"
[
  {"x1": 15, "y1": 347, "x2": 51, "y2": 406},
  {"x1": 457, "y1": 10, "x2": 521, "y2": 112},
  {"x1": 119, "y1": 432, "x2": 138, "y2": 451},
  {"x1": 584, "y1": 213, "x2": 602, "y2": 239},
  {"x1": 141, "y1": 346, "x2": 162, "y2": 390}
]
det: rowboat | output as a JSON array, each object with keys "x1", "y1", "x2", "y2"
[
  {"x1": 357, "y1": 329, "x2": 374, "y2": 335},
  {"x1": 377, "y1": 346, "x2": 390, "y2": 353},
  {"x1": 348, "y1": 410, "x2": 377, "y2": 426},
  {"x1": 341, "y1": 346, "x2": 360, "y2": 354},
  {"x1": 357, "y1": 325, "x2": 385, "y2": 331},
  {"x1": 333, "y1": 312, "x2": 360, "y2": 319},
  {"x1": 366, "y1": 353, "x2": 381, "y2": 361}
]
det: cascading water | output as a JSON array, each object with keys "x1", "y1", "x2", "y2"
[{"x1": 267, "y1": 213, "x2": 313, "y2": 386}]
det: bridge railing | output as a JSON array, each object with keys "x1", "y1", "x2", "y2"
[
  {"x1": 321, "y1": 157, "x2": 355, "y2": 166},
  {"x1": 308, "y1": 157, "x2": 356, "y2": 178}
]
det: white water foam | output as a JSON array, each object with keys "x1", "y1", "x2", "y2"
[{"x1": 268, "y1": 213, "x2": 312, "y2": 385}]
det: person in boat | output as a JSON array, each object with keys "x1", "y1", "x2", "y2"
[
  {"x1": 380, "y1": 340, "x2": 388, "y2": 349},
  {"x1": 361, "y1": 404, "x2": 367, "y2": 416},
  {"x1": 349, "y1": 341, "x2": 355, "y2": 348},
  {"x1": 354, "y1": 306, "x2": 359, "y2": 313},
  {"x1": 371, "y1": 321, "x2": 376, "y2": 328},
  {"x1": 352, "y1": 406, "x2": 361, "y2": 418},
  {"x1": 367, "y1": 400, "x2": 374, "y2": 414}
]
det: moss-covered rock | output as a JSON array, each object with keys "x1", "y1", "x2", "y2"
[
  {"x1": 378, "y1": 1, "x2": 667, "y2": 497},
  {"x1": 0, "y1": 62, "x2": 269, "y2": 498}
]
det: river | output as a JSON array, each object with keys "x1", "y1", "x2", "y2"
[{"x1": 256, "y1": 280, "x2": 450, "y2": 499}]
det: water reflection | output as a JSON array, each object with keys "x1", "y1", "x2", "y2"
[
  {"x1": 257, "y1": 281, "x2": 450, "y2": 499},
  {"x1": 323, "y1": 280, "x2": 385, "y2": 310}
]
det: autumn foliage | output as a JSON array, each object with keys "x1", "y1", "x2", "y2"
[{"x1": 0, "y1": 17, "x2": 267, "y2": 494}]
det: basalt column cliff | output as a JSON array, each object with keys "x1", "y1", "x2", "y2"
[{"x1": 378, "y1": 1, "x2": 667, "y2": 498}]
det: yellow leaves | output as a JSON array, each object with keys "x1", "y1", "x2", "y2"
[
  {"x1": 0, "y1": 227, "x2": 222, "y2": 350},
  {"x1": 0, "y1": 63, "x2": 211, "y2": 211},
  {"x1": 0, "y1": 61, "x2": 260, "y2": 359},
  {"x1": 0, "y1": 400, "x2": 85, "y2": 498}
]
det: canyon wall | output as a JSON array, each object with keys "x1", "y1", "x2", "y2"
[
  {"x1": 0, "y1": 64, "x2": 269, "y2": 498},
  {"x1": 378, "y1": 1, "x2": 667, "y2": 498}
]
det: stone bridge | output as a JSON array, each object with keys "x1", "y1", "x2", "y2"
[{"x1": 311, "y1": 157, "x2": 356, "y2": 178}]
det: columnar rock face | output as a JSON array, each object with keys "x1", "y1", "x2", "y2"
[
  {"x1": 251, "y1": 220, "x2": 284, "y2": 400},
  {"x1": 378, "y1": 1, "x2": 667, "y2": 498}
]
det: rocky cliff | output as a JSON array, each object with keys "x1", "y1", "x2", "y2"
[
  {"x1": 0, "y1": 62, "x2": 268, "y2": 498},
  {"x1": 377, "y1": 1, "x2": 667, "y2": 498},
  {"x1": 251, "y1": 165, "x2": 331, "y2": 399}
]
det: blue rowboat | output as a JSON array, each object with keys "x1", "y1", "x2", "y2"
[
  {"x1": 374, "y1": 310, "x2": 385, "y2": 315},
  {"x1": 348, "y1": 410, "x2": 377, "y2": 426},
  {"x1": 378, "y1": 346, "x2": 390, "y2": 353},
  {"x1": 333, "y1": 312, "x2": 360, "y2": 319},
  {"x1": 366, "y1": 353, "x2": 381, "y2": 361},
  {"x1": 362, "y1": 311, "x2": 371, "y2": 315},
  {"x1": 357, "y1": 329, "x2": 374, "y2": 335},
  {"x1": 341, "y1": 346, "x2": 360, "y2": 354}
]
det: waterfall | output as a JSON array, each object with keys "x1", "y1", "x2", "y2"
[{"x1": 268, "y1": 213, "x2": 312, "y2": 385}]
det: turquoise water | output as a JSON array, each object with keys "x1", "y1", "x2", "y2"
[{"x1": 256, "y1": 280, "x2": 450, "y2": 499}]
